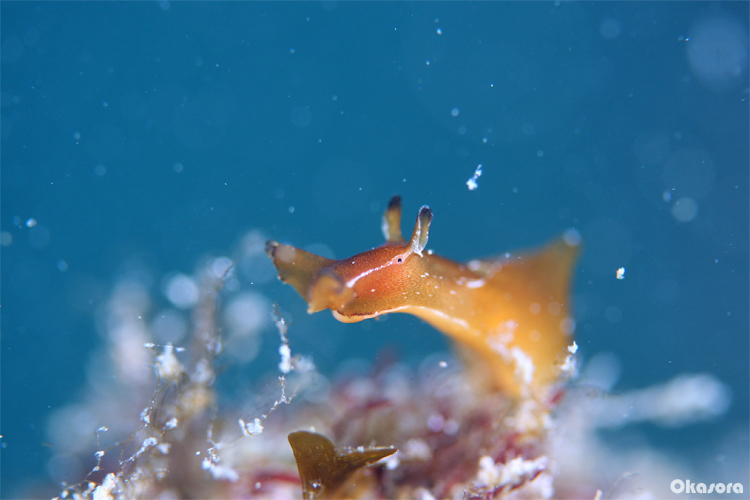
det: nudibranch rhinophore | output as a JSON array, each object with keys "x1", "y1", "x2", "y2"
[{"x1": 266, "y1": 196, "x2": 580, "y2": 396}]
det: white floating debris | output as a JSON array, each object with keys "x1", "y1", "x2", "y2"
[
  {"x1": 25, "y1": 218, "x2": 37, "y2": 228},
  {"x1": 278, "y1": 343, "x2": 292, "y2": 374},
  {"x1": 567, "y1": 341, "x2": 578, "y2": 354},
  {"x1": 616, "y1": 267, "x2": 626, "y2": 279},
  {"x1": 403, "y1": 438, "x2": 432, "y2": 460},
  {"x1": 156, "y1": 344, "x2": 184, "y2": 382},
  {"x1": 594, "y1": 373, "x2": 731, "y2": 428},
  {"x1": 202, "y1": 458, "x2": 239, "y2": 482},
  {"x1": 561, "y1": 341, "x2": 579, "y2": 376},
  {"x1": 211, "y1": 256, "x2": 234, "y2": 279},
  {"x1": 91, "y1": 473, "x2": 116, "y2": 500},
  {"x1": 466, "y1": 164, "x2": 483, "y2": 190},
  {"x1": 165, "y1": 273, "x2": 199, "y2": 309},
  {"x1": 156, "y1": 344, "x2": 185, "y2": 381},
  {"x1": 239, "y1": 417, "x2": 264, "y2": 437},
  {"x1": 562, "y1": 228, "x2": 582, "y2": 247},
  {"x1": 384, "y1": 452, "x2": 400, "y2": 470}
]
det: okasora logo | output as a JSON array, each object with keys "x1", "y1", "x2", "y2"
[{"x1": 671, "y1": 479, "x2": 744, "y2": 494}]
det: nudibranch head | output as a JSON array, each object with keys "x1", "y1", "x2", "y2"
[{"x1": 265, "y1": 199, "x2": 433, "y2": 319}]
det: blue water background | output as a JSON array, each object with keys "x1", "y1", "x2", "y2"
[{"x1": 2, "y1": 2, "x2": 748, "y2": 497}]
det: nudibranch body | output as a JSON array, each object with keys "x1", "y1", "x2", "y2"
[{"x1": 266, "y1": 196, "x2": 579, "y2": 396}]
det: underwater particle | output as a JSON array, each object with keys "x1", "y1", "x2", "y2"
[
  {"x1": 201, "y1": 457, "x2": 239, "y2": 482},
  {"x1": 687, "y1": 14, "x2": 748, "y2": 91},
  {"x1": 211, "y1": 256, "x2": 234, "y2": 278},
  {"x1": 671, "y1": 197, "x2": 698, "y2": 222},
  {"x1": 223, "y1": 292, "x2": 271, "y2": 363},
  {"x1": 578, "y1": 352, "x2": 622, "y2": 392},
  {"x1": 155, "y1": 343, "x2": 184, "y2": 382},
  {"x1": 559, "y1": 317, "x2": 575, "y2": 336},
  {"x1": 28, "y1": 224, "x2": 51, "y2": 249},
  {"x1": 634, "y1": 130, "x2": 671, "y2": 166},
  {"x1": 25, "y1": 217, "x2": 37, "y2": 227},
  {"x1": 288, "y1": 430, "x2": 396, "y2": 499},
  {"x1": 300, "y1": 371, "x2": 330, "y2": 404},
  {"x1": 239, "y1": 418, "x2": 264, "y2": 437},
  {"x1": 616, "y1": 267, "x2": 625, "y2": 279},
  {"x1": 0, "y1": 231, "x2": 11, "y2": 246},
  {"x1": 279, "y1": 344, "x2": 292, "y2": 374},
  {"x1": 582, "y1": 217, "x2": 632, "y2": 277},
  {"x1": 653, "y1": 278, "x2": 680, "y2": 305},
  {"x1": 164, "y1": 273, "x2": 199, "y2": 309},
  {"x1": 663, "y1": 148, "x2": 716, "y2": 200},
  {"x1": 91, "y1": 472, "x2": 116, "y2": 500},
  {"x1": 427, "y1": 413, "x2": 445, "y2": 432},
  {"x1": 560, "y1": 341, "x2": 579, "y2": 376},
  {"x1": 224, "y1": 292, "x2": 269, "y2": 349},
  {"x1": 152, "y1": 309, "x2": 188, "y2": 344},
  {"x1": 402, "y1": 438, "x2": 432, "y2": 461},
  {"x1": 290, "y1": 106, "x2": 312, "y2": 128},
  {"x1": 0, "y1": 37, "x2": 22, "y2": 63},
  {"x1": 599, "y1": 17, "x2": 622, "y2": 40},
  {"x1": 466, "y1": 164, "x2": 483, "y2": 190},
  {"x1": 593, "y1": 373, "x2": 731, "y2": 428},
  {"x1": 562, "y1": 228, "x2": 581, "y2": 247},
  {"x1": 443, "y1": 419, "x2": 460, "y2": 436},
  {"x1": 604, "y1": 306, "x2": 622, "y2": 323},
  {"x1": 384, "y1": 453, "x2": 400, "y2": 470}
]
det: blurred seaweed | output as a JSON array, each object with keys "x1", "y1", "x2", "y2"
[{"x1": 43, "y1": 229, "x2": 742, "y2": 500}]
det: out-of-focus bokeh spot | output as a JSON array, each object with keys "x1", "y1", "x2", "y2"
[
  {"x1": 662, "y1": 148, "x2": 716, "y2": 200},
  {"x1": 671, "y1": 196, "x2": 699, "y2": 223},
  {"x1": 687, "y1": 14, "x2": 748, "y2": 92}
]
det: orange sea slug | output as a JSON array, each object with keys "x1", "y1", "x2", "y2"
[{"x1": 266, "y1": 196, "x2": 579, "y2": 397}]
